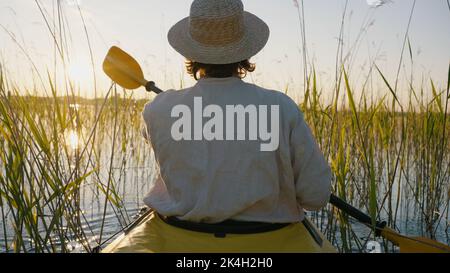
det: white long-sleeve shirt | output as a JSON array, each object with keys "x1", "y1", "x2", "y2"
[{"x1": 142, "y1": 77, "x2": 331, "y2": 224}]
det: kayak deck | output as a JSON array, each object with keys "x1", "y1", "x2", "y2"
[{"x1": 102, "y1": 211, "x2": 336, "y2": 253}]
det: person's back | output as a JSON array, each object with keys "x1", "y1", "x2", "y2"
[
  {"x1": 104, "y1": 0, "x2": 335, "y2": 253},
  {"x1": 140, "y1": 0, "x2": 332, "y2": 226},
  {"x1": 143, "y1": 75, "x2": 331, "y2": 224}
]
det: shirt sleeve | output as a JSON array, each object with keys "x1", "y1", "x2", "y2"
[
  {"x1": 142, "y1": 102, "x2": 152, "y2": 143},
  {"x1": 141, "y1": 90, "x2": 174, "y2": 144},
  {"x1": 290, "y1": 110, "x2": 332, "y2": 211}
]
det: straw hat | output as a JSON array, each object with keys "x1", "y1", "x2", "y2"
[{"x1": 168, "y1": 0, "x2": 270, "y2": 64}]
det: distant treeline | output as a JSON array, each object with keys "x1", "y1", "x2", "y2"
[{"x1": 6, "y1": 94, "x2": 150, "y2": 107}]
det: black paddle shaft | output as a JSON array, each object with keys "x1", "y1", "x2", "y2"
[
  {"x1": 145, "y1": 81, "x2": 163, "y2": 94},
  {"x1": 329, "y1": 194, "x2": 386, "y2": 236}
]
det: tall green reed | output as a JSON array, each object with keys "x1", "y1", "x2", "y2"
[{"x1": 0, "y1": 0, "x2": 448, "y2": 253}]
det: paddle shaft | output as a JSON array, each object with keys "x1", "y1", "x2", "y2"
[
  {"x1": 145, "y1": 81, "x2": 163, "y2": 94},
  {"x1": 329, "y1": 194, "x2": 386, "y2": 236}
]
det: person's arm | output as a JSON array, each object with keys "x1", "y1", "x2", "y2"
[
  {"x1": 290, "y1": 110, "x2": 332, "y2": 211},
  {"x1": 142, "y1": 103, "x2": 152, "y2": 144},
  {"x1": 140, "y1": 90, "x2": 172, "y2": 144}
]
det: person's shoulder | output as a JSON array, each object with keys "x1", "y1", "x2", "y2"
[
  {"x1": 142, "y1": 88, "x2": 190, "y2": 119},
  {"x1": 244, "y1": 82, "x2": 303, "y2": 115}
]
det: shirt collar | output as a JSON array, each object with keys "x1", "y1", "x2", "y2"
[{"x1": 196, "y1": 76, "x2": 243, "y2": 86}]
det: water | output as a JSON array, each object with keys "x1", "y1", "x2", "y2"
[{"x1": 0, "y1": 103, "x2": 448, "y2": 253}]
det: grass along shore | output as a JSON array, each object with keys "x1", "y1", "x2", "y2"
[{"x1": 0, "y1": 0, "x2": 448, "y2": 252}]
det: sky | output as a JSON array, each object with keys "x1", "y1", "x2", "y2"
[{"x1": 0, "y1": 0, "x2": 449, "y2": 103}]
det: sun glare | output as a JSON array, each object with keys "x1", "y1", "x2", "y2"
[
  {"x1": 66, "y1": 130, "x2": 80, "y2": 150},
  {"x1": 68, "y1": 61, "x2": 91, "y2": 84}
]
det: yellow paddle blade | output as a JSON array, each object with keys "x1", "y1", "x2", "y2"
[
  {"x1": 103, "y1": 46, "x2": 146, "y2": 90},
  {"x1": 381, "y1": 227, "x2": 450, "y2": 253}
]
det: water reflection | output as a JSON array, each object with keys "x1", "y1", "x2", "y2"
[
  {"x1": 69, "y1": 103, "x2": 81, "y2": 111},
  {"x1": 66, "y1": 130, "x2": 80, "y2": 150}
]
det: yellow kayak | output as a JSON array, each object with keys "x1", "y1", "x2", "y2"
[{"x1": 102, "y1": 210, "x2": 336, "y2": 253}]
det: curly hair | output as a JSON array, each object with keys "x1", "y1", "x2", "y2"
[{"x1": 185, "y1": 60, "x2": 256, "y2": 80}]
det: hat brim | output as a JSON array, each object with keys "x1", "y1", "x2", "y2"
[{"x1": 168, "y1": 11, "x2": 270, "y2": 64}]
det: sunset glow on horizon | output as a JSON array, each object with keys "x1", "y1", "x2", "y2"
[{"x1": 0, "y1": 0, "x2": 449, "y2": 104}]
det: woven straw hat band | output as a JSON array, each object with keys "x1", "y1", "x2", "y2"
[{"x1": 190, "y1": 12, "x2": 245, "y2": 46}]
